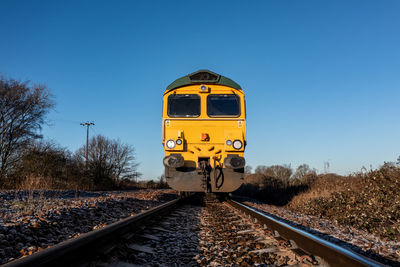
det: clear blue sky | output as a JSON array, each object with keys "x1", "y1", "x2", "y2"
[{"x1": 1, "y1": 0, "x2": 399, "y2": 179}]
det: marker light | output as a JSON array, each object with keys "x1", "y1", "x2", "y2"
[
  {"x1": 233, "y1": 140, "x2": 243, "y2": 150},
  {"x1": 176, "y1": 139, "x2": 182, "y2": 145},
  {"x1": 200, "y1": 85, "x2": 207, "y2": 91},
  {"x1": 226, "y1": 140, "x2": 232, "y2": 146},
  {"x1": 201, "y1": 133, "x2": 209, "y2": 141},
  {"x1": 166, "y1": 139, "x2": 176, "y2": 149}
]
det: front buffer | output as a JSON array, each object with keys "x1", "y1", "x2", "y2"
[{"x1": 165, "y1": 163, "x2": 244, "y2": 193}]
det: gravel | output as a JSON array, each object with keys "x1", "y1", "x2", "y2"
[
  {"x1": 0, "y1": 189, "x2": 178, "y2": 264},
  {"x1": 101, "y1": 204, "x2": 202, "y2": 266},
  {"x1": 98, "y1": 200, "x2": 302, "y2": 266},
  {"x1": 238, "y1": 197, "x2": 400, "y2": 266},
  {"x1": 3, "y1": 190, "x2": 398, "y2": 266},
  {"x1": 196, "y1": 202, "x2": 301, "y2": 266}
]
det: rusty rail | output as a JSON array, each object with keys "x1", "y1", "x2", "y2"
[
  {"x1": 2, "y1": 198, "x2": 182, "y2": 267},
  {"x1": 227, "y1": 199, "x2": 385, "y2": 267}
]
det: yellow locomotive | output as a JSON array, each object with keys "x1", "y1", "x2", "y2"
[{"x1": 162, "y1": 70, "x2": 246, "y2": 193}]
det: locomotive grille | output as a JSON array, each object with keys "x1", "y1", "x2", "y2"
[{"x1": 189, "y1": 71, "x2": 219, "y2": 82}]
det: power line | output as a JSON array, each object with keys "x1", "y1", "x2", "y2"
[{"x1": 80, "y1": 121, "x2": 95, "y2": 165}]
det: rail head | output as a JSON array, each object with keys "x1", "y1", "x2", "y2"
[
  {"x1": 227, "y1": 199, "x2": 385, "y2": 267},
  {"x1": 2, "y1": 198, "x2": 182, "y2": 267}
]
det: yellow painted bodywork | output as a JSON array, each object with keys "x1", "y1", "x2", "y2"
[{"x1": 162, "y1": 84, "x2": 246, "y2": 168}]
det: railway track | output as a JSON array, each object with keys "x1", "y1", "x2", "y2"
[
  {"x1": 2, "y1": 198, "x2": 183, "y2": 267},
  {"x1": 226, "y1": 199, "x2": 385, "y2": 267},
  {"x1": 1, "y1": 194, "x2": 386, "y2": 267}
]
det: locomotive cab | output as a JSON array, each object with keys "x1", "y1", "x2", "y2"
[{"x1": 162, "y1": 70, "x2": 246, "y2": 192}]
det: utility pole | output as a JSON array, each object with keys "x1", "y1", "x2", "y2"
[{"x1": 80, "y1": 122, "x2": 95, "y2": 165}]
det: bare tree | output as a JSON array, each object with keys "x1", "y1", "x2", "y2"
[
  {"x1": 264, "y1": 164, "x2": 292, "y2": 187},
  {"x1": 14, "y1": 140, "x2": 83, "y2": 189},
  {"x1": 254, "y1": 165, "x2": 267, "y2": 174},
  {"x1": 244, "y1": 165, "x2": 253, "y2": 174},
  {"x1": 76, "y1": 135, "x2": 139, "y2": 189},
  {"x1": 0, "y1": 77, "x2": 53, "y2": 183},
  {"x1": 18, "y1": 140, "x2": 68, "y2": 178},
  {"x1": 292, "y1": 164, "x2": 317, "y2": 183},
  {"x1": 157, "y1": 174, "x2": 169, "y2": 188}
]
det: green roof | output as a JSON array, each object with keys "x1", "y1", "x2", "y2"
[{"x1": 166, "y1": 70, "x2": 242, "y2": 91}]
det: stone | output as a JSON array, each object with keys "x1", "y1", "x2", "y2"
[{"x1": 128, "y1": 244, "x2": 155, "y2": 254}]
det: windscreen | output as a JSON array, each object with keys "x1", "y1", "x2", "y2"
[
  {"x1": 207, "y1": 94, "x2": 240, "y2": 117},
  {"x1": 168, "y1": 94, "x2": 200, "y2": 117}
]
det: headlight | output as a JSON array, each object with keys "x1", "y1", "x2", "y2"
[
  {"x1": 176, "y1": 139, "x2": 182, "y2": 145},
  {"x1": 233, "y1": 140, "x2": 243, "y2": 150},
  {"x1": 166, "y1": 139, "x2": 176, "y2": 149},
  {"x1": 226, "y1": 140, "x2": 232, "y2": 146}
]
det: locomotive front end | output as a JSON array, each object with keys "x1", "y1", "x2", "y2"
[{"x1": 162, "y1": 70, "x2": 246, "y2": 193}]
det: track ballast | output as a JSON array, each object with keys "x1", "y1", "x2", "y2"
[{"x1": 2, "y1": 194, "x2": 387, "y2": 267}]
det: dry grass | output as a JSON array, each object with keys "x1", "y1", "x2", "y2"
[
  {"x1": 288, "y1": 174, "x2": 351, "y2": 206},
  {"x1": 238, "y1": 165, "x2": 400, "y2": 241},
  {"x1": 287, "y1": 167, "x2": 400, "y2": 241},
  {"x1": 289, "y1": 188, "x2": 333, "y2": 206},
  {"x1": 18, "y1": 175, "x2": 53, "y2": 191}
]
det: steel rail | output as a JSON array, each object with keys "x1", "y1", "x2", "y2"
[
  {"x1": 227, "y1": 199, "x2": 385, "y2": 267},
  {"x1": 2, "y1": 198, "x2": 182, "y2": 267}
]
